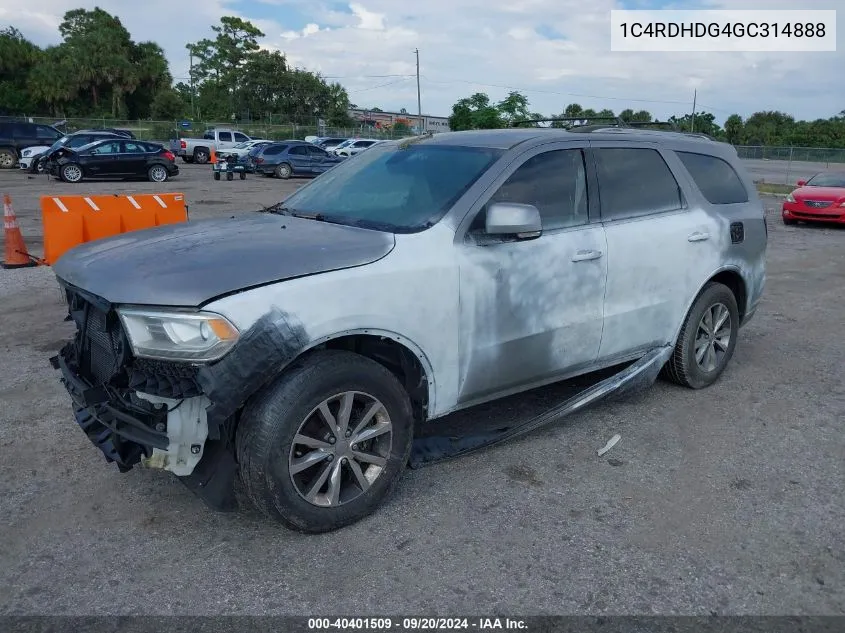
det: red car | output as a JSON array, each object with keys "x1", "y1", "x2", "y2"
[{"x1": 782, "y1": 171, "x2": 845, "y2": 225}]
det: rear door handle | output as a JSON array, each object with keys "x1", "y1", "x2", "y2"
[
  {"x1": 571, "y1": 249, "x2": 603, "y2": 262},
  {"x1": 688, "y1": 232, "x2": 710, "y2": 242}
]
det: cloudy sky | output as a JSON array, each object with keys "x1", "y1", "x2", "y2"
[{"x1": 1, "y1": 0, "x2": 843, "y2": 124}]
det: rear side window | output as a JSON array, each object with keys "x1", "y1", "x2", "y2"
[
  {"x1": 262, "y1": 145, "x2": 286, "y2": 156},
  {"x1": 593, "y1": 148, "x2": 683, "y2": 220},
  {"x1": 218, "y1": 132, "x2": 232, "y2": 142},
  {"x1": 677, "y1": 151, "x2": 749, "y2": 204}
]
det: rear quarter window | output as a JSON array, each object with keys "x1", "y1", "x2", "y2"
[{"x1": 677, "y1": 151, "x2": 749, "y2": 205}]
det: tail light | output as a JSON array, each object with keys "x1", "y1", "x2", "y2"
[
  {"x1": 180, "y1": 140, "x2": 186, "y2": 149},
  {"x1": 163, "y1": 151, "x2": 176, "y2": 161},
  {"x1": 255, "y1": 157, "x2": 264, "y2": 164}
]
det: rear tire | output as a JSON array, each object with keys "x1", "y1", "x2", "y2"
[
  {"x1": 148, "y1": 164, "x2": 169, "y2": 183},
  {"x1": 239, "y1": 172, "x2": 246, "y2": 180},
  {"x1": 194, "y1": 149, "x2": 210, "y2": 164},
  {"x1": 213, "y1": 172, "x2": 220, "y2": 181},
  {"x1": 662, "y1": 282, "x2": 739, "y2": 389},
  {"x1": 275, "y1": 162, "x2": 292, "y2": 179},
  {"x1": 236, "y1": 350, "x2": 414, "y2": 533}
]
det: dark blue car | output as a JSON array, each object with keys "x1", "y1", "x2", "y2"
[{"x1": 248, "y1": 140, "x2": 342, "y2": 179}]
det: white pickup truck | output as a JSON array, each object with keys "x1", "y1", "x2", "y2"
[{"x1": 170, "y1": 128, "x2": 253, "y2": 164}]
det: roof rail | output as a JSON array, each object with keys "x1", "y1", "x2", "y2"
[{"x1": 511, "y1": 116, "x2": 624, "y2": 128}]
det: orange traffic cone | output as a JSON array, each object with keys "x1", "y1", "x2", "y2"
[
  {"x1": 209, "y1": 147, "x2": 217, "y2": 164},
  {"x1": 3, "y1": 193, "x2": 38, "y2": 269}
]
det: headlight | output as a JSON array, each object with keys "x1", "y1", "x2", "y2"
[
  {"x1": 117, "y1": 308, "x2": 239, "y2": 362},
  {"x1": 22, "y1": 149, "x2": 31, "y2": 157},
  {"x1": 785, "y1": 193, "x2": 795, "y2": 203}
]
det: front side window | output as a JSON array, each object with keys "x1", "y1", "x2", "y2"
[
  {"x1": 289, "y1": 146, "x2": 308, "y2": 156},
  {"x1": 677, "y1": 151, "x2": 748, "y2": 204},
  {"x1": 593, "y1": 147, "x2": 683, "y2": 220},
  {"x1": 279, "y1": 143, "x2": 502, "y2": 232},
  {"x1": 485, "y1": 148, "x2": 589, "y2": 231}
]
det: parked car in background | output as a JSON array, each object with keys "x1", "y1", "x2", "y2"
[
  {"x1": 224, "y1": 139, "x2": 274, "y2": 161},
  {"x1": 0, "y1": 121, "x2": 63, "y2": 168},
  {"x1": 316, "y1": 137, "x2": 348, "y2": 152},
  {"x1": 31, "y1": 130, "x2": 127, "y2": 174},
  {"x1": 49, "y1": 128, "x2": 766, "y2": 533},
  {"x1": 170, "y1": 128, "x2": 252, "y2": 164},
  {"x1": 249, "y1": 140, "x2": 342, "y2": 179},
  {"x1": 334, "y1": 138, "x2": 381, "y2": 157},
  {"x1": 46, "y1": 138, "x2": 179, "y2": 183},
  {"x1": 782, "y1": 171, "x2": 845, "y2": 226},
  {"x1": 19, "y1": 145, "x2": 52, "y2": 172}
]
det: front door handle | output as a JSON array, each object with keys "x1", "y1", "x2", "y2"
[
  {"x1": 688, "y1": 232, "x2": 710, "y2": 242},
  {"x1": 571, "y1": 249, "x2": 603, "y2": 262}
]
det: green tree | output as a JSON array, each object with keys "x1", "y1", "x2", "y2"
[
  {"x1": 724, "y1": 114, "x2": 743, "y2": 144},
  {"x1": 151, "y1": 89, "x2": 187, "y2": 119},
  {"x1": 448, "y1": 93, "x2": 503, "y2": 130},
  {"x1": 0, "y1": 27, "x2": 41, "y2": 113},
  {"x1": 496, "y1": 91, "x2": 531, "y2": 125}
]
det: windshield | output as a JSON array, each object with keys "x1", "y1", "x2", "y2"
[
  {"x1": 277, "y1": 142, "x2": 503, "y2": 232},
  {"x1": 48, "y1": 136, "x2": 70, "y2": 152},
  {"x1": 805, "y1": 172, "x2": 845, "y2": 188},
  {"x1": 233, "y1": 141, "x2": 252, "y2": 149}
]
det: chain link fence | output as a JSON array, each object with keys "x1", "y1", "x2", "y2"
[
  {"x1": 735, "y1": 145, "x2": 845, "y2": 165},
  {"x1": 3, "y1": 116, "x2": 421, "y2": 143}
]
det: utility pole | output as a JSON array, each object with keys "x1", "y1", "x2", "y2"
[
  {"x1": 414, "y1": 48, "x2": 422, "y2": 133},
  {"x1": 690, "y1": 89, "x2": 697, "y2": 133},
  {"x1": 189, "y1": 50, "x2": 195, "y2": 119}
]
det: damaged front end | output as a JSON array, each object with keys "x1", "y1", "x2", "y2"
[{"x1": 50, "y1": 282, "x2": 244, "y2": 511}]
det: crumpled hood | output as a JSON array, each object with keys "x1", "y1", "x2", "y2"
[{"x1": 53, "y1": 213, "x2": 395, "y2": 307}]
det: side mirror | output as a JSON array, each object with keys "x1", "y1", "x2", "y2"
[
  {"x1": 485, "y1": 202, "x2": 542, "y2": 238},
  {"x1": 796, "y1": 180, "x2": 806, "y2": 186}
]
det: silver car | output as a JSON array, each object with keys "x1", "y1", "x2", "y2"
[{"x1": 51, "y1": 128, "x2": 766, "y2": 532}]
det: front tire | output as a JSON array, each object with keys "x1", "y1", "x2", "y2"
[
  {"x1": 662, "y1": 282, "x2": 739, "y2": 389},
  {"x1": 236, "y1": 350, "x2": 414, "y2": 533},
  {"x1": 60, "y1": 163, "x2": 84, "y2": 183}
]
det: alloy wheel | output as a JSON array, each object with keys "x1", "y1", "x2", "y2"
[
  {"x1": 289, "y1": 391, "x2": 393, "y2": 508},
  {"x1": 694, "y1": 302, "x2": 732, "y2": 373},
  {"x1": 149, "y1": 166, "x2": 167, "y2": 182},
  {"x1": 62, "y1": 165, "x2": 82, "y2": 183}
]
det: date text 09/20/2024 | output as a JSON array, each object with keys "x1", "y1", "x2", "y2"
[{"x1": 307, "y1": 618, "x2": 528, "y2": 630}]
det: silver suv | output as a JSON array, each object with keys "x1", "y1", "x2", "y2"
[{"x1": 51, "y1": 128, "x2": 766, "y2": 533}]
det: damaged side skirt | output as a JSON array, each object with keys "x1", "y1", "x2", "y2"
[{"x1": 408, "y1": 345, "x2": 673, "y2": 468}]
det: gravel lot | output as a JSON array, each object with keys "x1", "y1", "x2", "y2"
[{"x1": 0, "y1": 163, "x2": 843, "y2": 616}]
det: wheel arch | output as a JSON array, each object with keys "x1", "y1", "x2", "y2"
[
  {"x1": 295, "y1": 329, "x2": 436, "y2": 424},
  {"x1": 672, "y1": 267, "x2": 748, "y2": 346}
]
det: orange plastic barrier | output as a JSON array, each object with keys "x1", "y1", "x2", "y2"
[{"x1": 41, "y1": 193, "x2": 188, "y2": 265}]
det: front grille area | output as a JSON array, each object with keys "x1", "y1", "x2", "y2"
[{"x1": 804, "y1": 200, "x2": 833, "y2": 209}]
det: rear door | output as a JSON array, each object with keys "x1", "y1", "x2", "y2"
[
  {"x1": 287, "y1": 145, "x2": 311, "y2": 172},
  {"x1": 590, "y1": 141, "x2": 722, "y2": 362},
  {"x1": 117, "y1": 140, "x2": 150, "y2": 175}
]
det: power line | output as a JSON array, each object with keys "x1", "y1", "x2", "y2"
[{"x1": 349, "y1": 77, "x2": 413, "y2": 94}]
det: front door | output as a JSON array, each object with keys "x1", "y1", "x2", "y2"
[
  {"x1": 456, "y1": 143, "x2": 608, "y2": 406},
  {"x1": 116, "y1": 140, "x2": 149, "y2": 175},
  {"x1": 84, "y1": 140, "x2": 123, "y2": 176}
]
